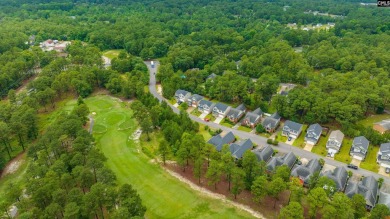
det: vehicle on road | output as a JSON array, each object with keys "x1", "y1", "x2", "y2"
[
  {"x1": 204, "y1": 118, "x2": 210, "y2": 122},
  {"x1": 386, "y1": 168, "x2": 390, "y2": 174},
  {"x1": 151, "y1": 61, "x2": 155, "y2": 68},
  {"x1": 347, "y1": 164, "x2": 358, "y2": 170}
]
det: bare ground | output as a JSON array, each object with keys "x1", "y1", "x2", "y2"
[{"x1": 0, "y1": 152, "x2": 25, "y2": 178}]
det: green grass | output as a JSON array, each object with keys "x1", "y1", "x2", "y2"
[
  {"x1": 191, "y1": 108, "x2": 202, "y2": 117},
  {"x1": 276, "y1": 131, "x2": 287, "y2": 143},
  {"x1": 0, "y1": 153, "x2": 28, "y2": 203},
  {"x1": 360, "y1": 146, "x2": 379, "y2": 173},
  {"x1": 103, "y1": 49, "x2": 122, "y2": 59},
  {"x1": 358, "y1": 114, "x2": 390, "y2": 127},
  {"x1": 220, "y1": 119, "x2": 234, "y2": 128},
  {"x1": 169, "y1": 98, "x2": 176, "y2": 105},
  {"x1": 335, "y1": 138, "x2": 353, "y2": 164},
  {"x1": 198, "y1": 124, "x2": 212, "y2": 140},
  {"x1": 258, "y1": 132, "x2": 271, "y2": 138},
  {"x1": 238, "y1": 126, "x2": 252, "y2": 132},
  {"x1": 84, "y1": 95, "x2": 254, "y2": 219},
  {"x1": 311, "y1": 134, "x2": 329, "y2": 157},
  {"x1": 205, "y1": 114, "x2": 216, "y2": 122},
  {"x1": 292, "y1": 124, "x2": 308, "y2": 148}
]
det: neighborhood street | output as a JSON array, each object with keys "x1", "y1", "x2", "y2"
[{"x1": 146, "y1": 61, "x2": 390, "y2": 184}]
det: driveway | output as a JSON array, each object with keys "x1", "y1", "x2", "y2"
[
  {"x1": 214, "y1": 117, "x2": 224, "y2": 124},
  {"x1": 350, "y1": 158, "x2": 362, "y2": 167},
  {"x1": 199, "y1": 112, "x2": 208, "y2": 119},
  {"x1": 173, "y1": 103, "x2": 179, "y2": 108},
  {"x1": 285, "y1": 138, "x2": 295, "y2": 145},
  {"x1": 379, "y1": 166, "x2": 389, "y2": 177},
  {"x1": 187, "y1": 107, "x2": 195, "y2": 113},
  {"x1": 303, "y1": 143, "x2": 314, "y2": 152},
  {"x1": 322, "y1": 163, "x2": 336, "y2": 173}
]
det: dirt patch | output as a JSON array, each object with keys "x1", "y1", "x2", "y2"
[{"x1": 1, "y1": 152, "x2": 25, "y2": 178}]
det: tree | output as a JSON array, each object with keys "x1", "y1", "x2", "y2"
[
  {"x1": 268, "y1": 177, "x2": 287, "y2": 208},
  {"x1": 0, "y1": 122, "x2": 12, "y2": 159},
  {"x1": 370, "y1": 204, "x2": 390, "y2": 219},
  {"x1": 140, "y1": 115, "x2": 153, "y2": 141},
  {"x1": 307, "y1": 187, "x2": 328, "y2": 218},
  {"x1": 221, "y1": 151, "x2": 235, "y2": 190},
  {"x1": 158, "y1": 139, "x2": 170, "y2": 165},
  {"x1": 289, "y1": 177, "x2": 304, "y2": 203},
  {"x1": 273, "y1": 165, "x2": 291, "y2": 182},
  {"x1": 351, "y1": 194, "x2": 367, "y2": 219},
  {"x1": 251, "y1": 175, "x2": 268, "y2": 204},
  {"x1": 308, "y1": 171, "x2": 321, "y2": 190},
  {"x1": 231, "y1": 167, "x2": 245, "y2": 199},
  {"x1": 193, "y1": 157, "x2": 203, "y2": 184},
  {"x1": 316, "y1": 176, "x2": 337, "y2": 196},
  {"x1": 8, "y1": 89, "x2": 16, "y2": 104},
  {"x1": 242, "y1": 150, "x2": 260, "y2": 189},
  {"x1": 206, "y1": 160, "x2": 222, "y2": 190},
  {"x1": 328, "y1": 192, "x2": 354, "y2": 219},
  {"x1": 256, "y1": 124, "x2": 266, "y2": 133},
  {"x1": 71, "y1": 103, "x2": 90, "y2": 125},
  {"x1": 279, "y1": 201, "x2": 303, "y2": 219}
]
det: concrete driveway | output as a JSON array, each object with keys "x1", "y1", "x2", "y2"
[
  {"x1": 350, "y1": 158, "x2": 362, "y2": 167},
  {"x1": 379, "y1": 166, "x2": 390, "y2": 177},
  {"x1": 214, "y1": 117, "x2": 224, "y2": 124},
  {"x1": 303, "y1": 143, "x2": 314, "y2": 152},
  {"x1": 186, "y1": 107, "x2": 195, "y2": 113},
  {"x1": 285, "y1": 138, "x2": 295, "y2": 145},
  {"x1": 199, "y1": 112, "x2": 208, "y2": 119},
  {"x1": 173, "y1": 103, "x2": 179, "y2": 107}
]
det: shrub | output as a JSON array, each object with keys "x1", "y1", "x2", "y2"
[
  {"x1": 256, "y1": 124, "x2": 266, "y2": 133},
  {"x1": 204, "y1": 125, "x2": 209, "y2": 130},
  {"x1": 267, "y1": 139, "x2": 273, "y2": 144},
  {"x1": 272, "y1": 140, "x2": 279, "y2": 145}
]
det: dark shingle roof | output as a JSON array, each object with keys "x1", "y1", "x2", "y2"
[
  {"x1": 283, "y1": 120, "x2": 303, "y2": 132},
  {"x1": 207, "y1": 73, "x2": 217, "y2": 80},
  {"x1": 207, "y1": 132, "x2": 235, "y2": 151},
  {"x1": 353, "y1": 136, "x2": 369, "y2": 150},
  {"x1": 322, "y1": 167, "x2": 348, "y2": 191},
  {"x1": 291, "y1": 159, "x2": 321, "y2": 184},
  {"x1": 345, "y1": 176, "x2": 378, "y2": 208},
  {"x1": 243, "y1": 108, "x2": 263, "y2": 124},
  {"x1": 253, "y1": 145, "x2": 274, "y2": 162},
  {"x1": 262, "y1": 113, "x2": 281, "y2": 129},
  {"x1": 267, "y1": 152, "x2": 296, "y2": 172},
  {"x1": 378, "y1": 191, "x2": 390, "y2": 209},
  {"x1": 199, "y1": 99, "x2": 213, "y2": 108},
  {"x1": 236, "y1": 104, "x2": 246, "y2": 111},
  {"x1": 214, "y1": 102, "x2": 229, "y2": 112},
  {"x1": 230, "y1": 139, "x2": 253, "y2": 159},
  {"x1": 189, "y1": 94, "x2": 203, "y2": 102},
  {"x1": 270, "y1": 112, "x2": 281, "y2": 120},
  {"x1": 307, "y1": 123, "x2": 322, "y2": 136},
  {"x1": 380, "y1": 143, "x2": 390, "y2": 154},
  {"x1": 227, "y1": 104, "x2": 246, "y2": 119},
  {"x1": 175, "y1": 89, "x2": 189, "y2": 96}
]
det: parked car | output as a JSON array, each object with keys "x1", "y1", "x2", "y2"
[
  {"x1": 347, "y1": 164, "x2": 358, "y2": 170},
  {"x1": 386, "y1": 168, "x2": 390, "y2": 174},
  {"x1": 204, "y1": 118, "x2": 210, "y2": 122},
  {"x1": 288, "y1": 136, "x2": 292, "y2": 141},
  {"x1": 177, "y1": 101, "x2": 182, "y2": 105}
]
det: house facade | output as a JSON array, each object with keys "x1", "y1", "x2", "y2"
[
  {"x1": 373, "y1": 119, "x2": 390, "y2": 134},
  {"x1": 345, "y1": 176, "x2": 378, "y2": 210},
  {"x1": 174, "y1": 89, "x2": 191, "y2": 103},
  {"x1": 212, "y1": 103, "x2": 231, "y2": 118},
  {"x1": 304, "y1": 123, "x2": 322, "y2": 145},
  {"x1": 261, "y1": 112, "x2": 281, "y2": 133},
  {"x1": 377, "y1": 143, "x2": 390, "y2": 168},
  {"x1": 241, "y1": 108, "x2": 263, "y2": 128},
  {"x1": 187, "y1": 94, "x2": 203, "y2": 107},
  {"x1": 350, "y1": 136, "x2": 370, "y2": 161},
  {"x1": 198, "y1": 100, "x2": 215, "y2": 114},
  {"x1": 226, "y1": 104, "x2": 246, "y2": 123},
  {"x1": 282, "y1": 120, "x2": 303, "y2": 139},
  {"x1": 326, "y1": 130, "x2": 344, "y2": 157}
]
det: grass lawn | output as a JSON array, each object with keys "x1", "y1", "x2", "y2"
[
  {"x1": 258, "y1": 132, "x2": 271, "y2": 138},
  {"x1": 275, "y1": 131, "x2": 287, "y2": 143},
  {"x1": 360, "y1": 146, "x2": 380, "y2": 173},
  {"x1": 169, "y1": 98, "x2": 176, "y2": 105},
  {"x1": 220, "y1": 119, "x2": 234, "y2": 128},
  {"x1": 0, "y1": 153, "x2": 28, "y2": 203},
  {"x1": 334, "y1": 137, "x2": 353, "y2": 164},
  {"x1": 103, "y1": 49, "x2": 122, "y2": 59},
  {"x1": 191, "y1": 108, "x2": 202, "y2": 117},
  {"x1": 85, "y1": 95, "x2": 253, "y2": 219},
  {"x1": 238, "y1": 126, "x2": 252, "y2": 132},
  {"x1": 198, "y1": 124, "x2": 212, "y2": 140},
  {"x1": 358, "y1": 114, "x2": 390, "y2": 127},
  {"x1": 292, "y1": 124, "x2": 308, "y2": 148},
  {"x1": 311, "y1": 134, "x2": 329, "y2": 157},
  {"x1": 205, "y1": 114, "x2": 216, "y2": 122}
]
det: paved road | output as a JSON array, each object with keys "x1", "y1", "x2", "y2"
[{"x1": 145, "y1": 61, "x2": 390, "y2": 184}]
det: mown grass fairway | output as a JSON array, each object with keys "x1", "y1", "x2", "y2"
[
  {"x1": 103, "y1": 50, "x2": 122, "y2": 59},
  {"x1": 86, "y1": 96, "x2": 254, "y2": 219}
]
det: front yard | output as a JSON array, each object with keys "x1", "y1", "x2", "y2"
[
  {"x1": 292, "y1": 124, "x2": 308, "y2": 148},
  {"x1": 205, "y1": 114, "x2": 216, "y2": 122},
  {"x1": 334, "y1": 137, "x2": 353, "y2": 164},
  {"x1": 220, "y1": 118, "x2": 234, "y2": 128},
  {"x1": 191, "y1": 108, "x2": 202, "y2": 117},
  {"x1": 238, "y1": 125, "x2": 253, "y2": 132},
  {"x1": 275, "y1": 131, "x2": 287, "y2": 143},
  {"x1": 360, "y1": 146, "x2": 380, "y2": 173},
  {"x1": 311, "y1": 134, "x2": 329, "y2": 157}
]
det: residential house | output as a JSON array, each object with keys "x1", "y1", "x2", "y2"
[
  {"x1": 345, "y1": 176, "x2": 378, "y2": 210},
  {"x1": 266, "y1": 152, "x2": 297, "y2": 172},
  {"x1": 187, "y1": 94, "x2": 203, "y2": 107},
  {"x1": 291, "y1": 159, "x2": 322, "y2": 186},
  {"x1": 326, "y1": 130, "x2": 344, "y2": 157},
  {"x1": 350, "y1": 136, "x2": 370, "y2": 161},
  {"x1": 282, "y1": 120, "x2": 303, "y2": 139},
  {"x1": 229, "y1": 139, "x2": 253, "y2": 159},
  {"x1": 378, "y1": 191, "x2": 390, "y2": 209},
  {"x1": 212, "y1": 103, "x2": 231, "y2": 118},
  {"x1": 227, "y1": 104, "x2": 246, "y2": 123},
  {"x1": 207, "y1": 132, "x2": 235, "y2": 151},
  {"x1": 253, "y1": 145, "x2": 274, "y2": 163},
  {"x1": 261, "y1": 113, "x2": 281, "y2": 133},
  {"x1": 377, "y1": 142, "x2": 390, "y2": 168},
  {"x1": 373, "y1": 119, "x2": 390, "y2": 134},
  {"x1": 198, "y1": 100, "x2": 215, "y2": 114},
  {"x1": 174, "y1": 89, "x2": 191, "y2": 103},
  {"x1": 241, "y1": 108, "x2": 263, "y2": 128},
  {"x1": 305, "y1": 123, "x2": 323, "y2": 145},
  {"x1": 321, "y1": 167, "x2": 348, "y2": 192}
]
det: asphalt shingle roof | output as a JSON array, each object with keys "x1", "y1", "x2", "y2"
[
  {"x1": 291, "y1": 159, "x2": 321, "y2": 185},
  {"x1": 345, "y1": 176, "x2": 378, "y2": 208},
  {"x1": 321, "y1": 166, "x2": 348, "y2": 191},
  {"x1": 353, "y1": 136, "x2": 369, "y2": 150},
  {"x1": 253, "y1": 145, "x2": 274, "y2": 162},
  {"x1": 267, "y1": 152, "x2": 296, "y2": 172},
  {"x1": 213, "y1": 102, "x2": 229, "y2": 113},
  {"x1": 230, "y1": 139, "x2": 253, "y2": 159},
  {"x1": 207, "y1": 132, "x2": 235, "y2": 151},
  {"x1": 283, "y1": 120, "x2": 303, "y2": 133}
]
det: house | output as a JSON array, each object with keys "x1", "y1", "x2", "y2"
[
  {"x1": 345, "y1": 176, "x2": 378, "y2": 210},
  {"x1": 305, "y1": 123, "x2": 323, "y2": 145},
  {"x1": 282, "y1": 120, "x2": 303, "y2": 139},
  {"x1": 174, "y1": 89, "x2": 191, "y2": 103},
  {"x1": 229, "y1": 139, "x2": 253, "y2": 159},
  {"x1": 212, "y1": 103, "x2": 231, "y2": 118},
  {"x1": 207, "y1": 73, "x2": 217, "y2": 81},
  {"x1": 321, "y1": 167, "x2": 348, "y2": 192},
  {"x1": 253, "y1": 145, "x2": 274, "y2": 162},
  {"x1": 350, "y1": 136, "x2": 370, "y2": 161},
  {"x1": 373, "y1": 119, "x2": 390, "y2": 134},
  {"x1": 378, "y1": 191, "x2": 390, "y2": 209},
  {"x1": 377, "y1": 142, "x2": 390, "y2": 168},
  {"x1": 207, "y1": 132, "x2": 235, "y2": 151},
  {"x1": 187, "y1": 94, "x2": 203, "y2": 107},
  {"x1": 198, "y1": 100, "x2": 215, "y2": 114},
  {"x1": 326, "y1": 130, "x2": 344, "y2": 157},
  {"x1": 226, "y1": 104, "x2": 246, "y2": 123},
  {"x1": 266, "y1": 152, "x2": 297, "y2": 172},
  {"x1": 241, "y1": 108, "x2": 263, "y2": 128},
  {"x1": 291, "y1": 159, "x2": 322, "y2": 186},
  {"x1": 261, "y1": 113, "x2": 281, "y2": 133}
]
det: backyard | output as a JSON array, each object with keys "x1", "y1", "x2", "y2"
[
  {"x1": 102, "y1": 49, "x2": 121, "y2": 59},
  {"x1": 358, "y1": 114, "x2": 390, "y2": 127}
]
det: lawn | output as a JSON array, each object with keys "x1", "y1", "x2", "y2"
[
  {"x1": 334, "y1": 138, "x2": 353, "y2": 164},
  {"x1": 358, "y1": 114, "x2": 390, "y2": 127},
  {"x1": 198, "y1": 124, "x2": 212, "y2": 140},
  {"x1": 360, "y1": 146, "x2": 380, "y2": 173},
  {"x1": 292, "y1": 124, "x2": 308, "y2": 148},
  {"x1": 205, "y1": 114, "x2": 216, "y2": 122},
  {"x1": 311, "y1": 134, "x2": 329, "y2": 157},
  {"x1": 86, "y1": 95, "x2": 254, "y2": 219},
  {"x1": 0, "y1": 153, "x2": 28, "y2": 203},
  {"x1": 275, "y1": 131, "x2": 287, "y2": 143},
  {"x1": 191, "y1": 108, "x2": 202, "y2": 117},
  {"x1": 103, "y1": 49, "x2": 122, "y2": 60},
  {"x1": 220, "y1": 118, "x2": 234, "y2": 128},
  {"x1": 238, "y1": 126, "x2": 252, "y2": 132}
]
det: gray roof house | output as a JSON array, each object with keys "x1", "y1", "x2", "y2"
[
  {"x1": 229, "y1": 139, "x2": 253, "y2": 159},
  {"x1": 253, "y1": 145, "x2": 274, "y2": 162},
  {"x1": 282, "y1": 120, "x2": 303, "y2": 139},
  {"x1": 242, "y1": 108, "x2": 263, "y2": 128},
  {"x1": 227, "y1": 104, "x2": 246, "y2": 123},
  {"x1": 174, "y1": 89, "x2": 191, "y2": 103},
  {"x1": 207, "y1": 132, "x2": 236, "y2": 151},
  {"x1": 198, "y1": 100, "x2": 215, "y2": 114},
  {"x1": 266, "y1": 152, "x2": 297, "y2": 172},
  {"x1": 378, "y1": 191, "x2": 390, "y2": 209},
  {"x1": 373, "y1": 119, "x2": 390, "y2": 134},
  {"x1": 345, "y1": 176, "x2": 378, "y2": 210},
  {"x1": 291, "y1": 159, "x2": 322, "y2": 186},
  {"x1": 377, "y1": 143, "x2": 390, "y2": 168},
  {"x1": 187, "y1": 94, "x2": 203, "y2": 107},
  {"x1": 326, "y1": 130, "x2": 344, "y2": 157},
  {"x1": 350, "y1": 136, "x2": 370, "y2": 161},
  {"x1": 304, "y1": 123, "x2": 323, "y2": 145},
  {"x1": 261, "y1": 113, "x2": 281, "y2": 133},
  {"x1": 321, "y1": 166, "x2": 348, "y2": 192},
  {"x1": 212, "y1": 103, "x2": 231, "y2": 118}
]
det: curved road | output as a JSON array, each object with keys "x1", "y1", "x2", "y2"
[{"x1": 146, "y1": 61, "x2": 390, "y2": 184}]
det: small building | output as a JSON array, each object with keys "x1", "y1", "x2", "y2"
[
  {"x1": 378, "y1": 191, "x2": 390, "y2": 209},
  {"x1": 207, "y1": 132, "x2": 235, "y2": 151},
  {"x1": 261, "y1": 112, "x2": 281, "y2": 133},
  {"x1": 266, "y1": 152, "x2": 297, "y2": 172},
  {"x1": 241, "y1": 108, "x2": 263, "y2": 128},
  {"x1": 321, "y1": 166, "x2": 348, "y2": 192},
  {"x1": 174, "y1": 89, "x2": 191, "y2": 103},
  {"x1": 373, "y1": 119, "x2": 390, "y2": 134},
  {"x1": 345, "y1": 176, "x2": 378, "y2": 210},
  {"x1": 282, "y1": 120, "x2": 303, "y2": 139},
  {"x1": 291, "y1": 159, "x2": 322, "y2": 186},
  {"x1": 212, "y1": 103, "x2": 231, "y2": 118},
  {"x1": 326, "y1": 130, "x2": 344, "y2": 157},
  {"x1": 229, "y1": 139, "x2": 253, "y2": 159},
  {"x1": 305, "y1": 123, "x2": 323, "y2": 145},
  {"x1": 207, "y1": 73, "x2": 218, "y2": 81},
  {"x1": 198, "y1": 100, "x2": 215, "y2": 114},
  {"x1": 226, "y1": 104, "x2": 246, "y2": 123},
  {"x1": 253, "y1": 145, "x2": 274, "y2": 163},
  {"x1": 377, "y1": 142, "x2": 390, "y2": 168},
  {"x1": 350, "y1": 136, "x2": 370, "y2": 161},
  {"x1": 187, "y1": 94, "x2": 203, "y2": 107}
]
